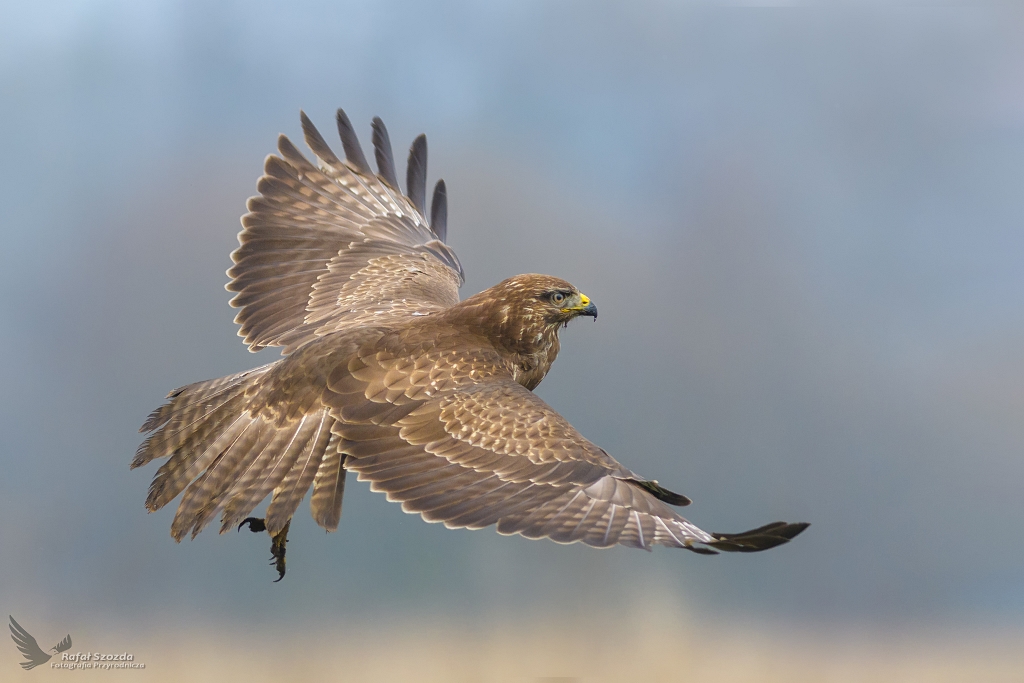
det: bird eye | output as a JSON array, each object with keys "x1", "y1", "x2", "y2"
[{"x1": 550, "y1": 291, "x2": 567, "y2": 305}]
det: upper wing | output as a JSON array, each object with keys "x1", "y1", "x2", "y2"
[
  {"x1": 9, "y1": 616, "x2": 51, "y2": 670},
  {"x1": 228, "y1": 109, "x2": 464, "y2": 354},
  {"x1": 324, "y1": 345, "x2": 807, "y2": 552}
]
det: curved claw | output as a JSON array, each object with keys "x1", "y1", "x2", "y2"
[
  {"x1": 270, "y1": 520, "x2": 290, "y2": 582},
  {"x1": 238, "y1": 517, "x2": 267, "y2": 533},
  {"x1": 237, "y1": 517, "x2": 290, "y2": 581}
]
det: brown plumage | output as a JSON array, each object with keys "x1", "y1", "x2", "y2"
[{"x1": 133, "y1": 109, "x2": 808, "y2": 575}]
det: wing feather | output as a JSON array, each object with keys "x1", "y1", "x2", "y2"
[
  {"x1": 327, "y1": 355, "x2": 726, "y2": 550},
  {"x1": 299, "y1": 110, "x2": 343, "y2": 167},
  {"x1": 430, "y1": 179, "x2": 447, "y2": 242},
  {"x1": 335, "y1": 108, "x2": 372, "y2": 174},
  {"x1": 406, "y1": 134, "x2": 427, "y2": 214},
  {"x1": 371, "y1": 117, "x2": 400, "y2": 190}
]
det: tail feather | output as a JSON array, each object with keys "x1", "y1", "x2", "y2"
[
  {"x1": 170, "y1": 418, "x2": 275, "y2": 540},
  {"x1": 146, "y1": 412, "x2": 252, "y2": 512},
  {"x1": 134, "y1": 396, "x2": 245, "y2": 470},
  {"x1": 140, "y1": 372, "x2": 248, "y2": 432},
  {"x1": 182, "y1": 429, "x2": 276, "y2": 540},
  {"x1": 218, "y1": 415, "x2": 322, "y2": 533},
  {"x1": 265, "y1": 412, "x2": 333, "y2": 533},
  {"x1": 210, "y1": 425, "x2": 293, "y2": 532},
  {"x1": 133, "y1": 366, "x2": 271, "y2": 469},
  {"x1": 309, "y1": 435, "x2": 347, "y2": 531},
  {"x1": 136, "y1": 362, "x2": 341, "y2": 541}
]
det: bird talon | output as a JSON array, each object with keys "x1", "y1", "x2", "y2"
[
  {"x1": 238, "y1": 517, "x2": 288, "y2": 580},
  {"x1": 238, "y1": 517, "x2": 267, "y2": 533},
  {"x1": 270, "y1": 520, "x2": 289, "y2": 582}
]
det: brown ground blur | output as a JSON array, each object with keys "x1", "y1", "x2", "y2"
[{"x1": 20, "y1": 608, "x2": 1022, "y2": 682}]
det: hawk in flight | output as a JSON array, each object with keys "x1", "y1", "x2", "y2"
[{"x1": 133, "y1": 109, "x2": 808, "y2": 579}]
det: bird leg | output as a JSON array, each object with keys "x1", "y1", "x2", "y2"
[
  {"x1": 269, "y1": 521, "x2": 289, "y2": 582},
  {"x1": 237, "y1": 517, "x2": 290, "y2": 581}
]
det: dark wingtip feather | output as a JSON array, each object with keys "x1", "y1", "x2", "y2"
[
  {"x1": 371, "y1": 116, "x2": 400, "y2": 190},
  {"x1": 300, "y1": 110, "x2": 342, "y2": 166},
  {"x1": 627, "y1": 479, "x2": 692, "y2": 506},
  {"x1": 406, "y1": 133, "x2": 427, "y2": 214},
  {"x1": 430, "y1": 179, "x2": 448, "y2": 242},
  {"x1": 685, "y1": 545, "x2": 720, "y2": 555},
  {"x1": 772, "y1": 521, "x2": 811, "y2": 540},
  {"x1": 709, "y1": 521, "x2": 810, "y2": 552},
  {"x1": 335, "y1": 108, "x2": 371, "y2": 174}
]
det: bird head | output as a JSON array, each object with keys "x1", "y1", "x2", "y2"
[
  {"x1": 458, "y1": 274, "x2": 597, "y2": 353},
  {"x1": 502, "y1": 273, "x2": 595, "y2": 321}
]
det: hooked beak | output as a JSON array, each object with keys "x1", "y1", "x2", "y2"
[{"x1": 564, "y1": 292, "x2": 598, "y2": 320}]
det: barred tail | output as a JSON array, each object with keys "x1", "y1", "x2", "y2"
[{"x1": 134, "y1": 363, "x2": 345, "y2": 540}]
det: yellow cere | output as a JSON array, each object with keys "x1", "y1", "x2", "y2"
[{"x1": 563, "y1": 292, "x2": 590, "y2": 312}]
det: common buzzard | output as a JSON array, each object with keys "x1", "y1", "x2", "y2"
[{"x1": 133, "y1": 109, "x2": 808, "y2": 579}]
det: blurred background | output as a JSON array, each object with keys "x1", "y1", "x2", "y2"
[{"x1": 2, "y1": 1, "x2": 1023, "y2": 680}]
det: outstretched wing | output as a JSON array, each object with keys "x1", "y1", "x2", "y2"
[
  {"x1": 228, "y1": 109, "x2": 463, "y2": 354},
  {"x1": 9, "y1": 616, "x2": 51, "y2": 670},
  {"x1": 324, "y1": 343, "x2": 808, "y2": 552},
  {"x1": 53, "y1": 634, "x2": 72, "y2": 653}
]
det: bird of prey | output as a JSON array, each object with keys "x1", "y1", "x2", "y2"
[
  {"x1": 9, "y1": 616, "x2": 71, "y2": 670},
  {"x1": 133, "y1": 108, "x2": 808, "y2": 580}
]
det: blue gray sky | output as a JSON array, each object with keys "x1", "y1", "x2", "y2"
[{"x1": 2, "y1": 0, "x2": 1024, "y2": 654}]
